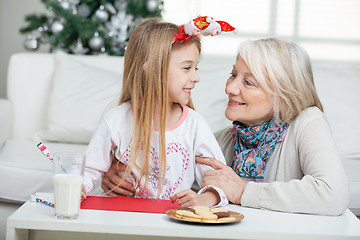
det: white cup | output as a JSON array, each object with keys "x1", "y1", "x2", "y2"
[{"x1": 53, "y1": 153, "x2": 85, "y2": 219}]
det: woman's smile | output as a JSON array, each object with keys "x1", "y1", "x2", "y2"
[{"x1": 228, "y1": 98, "x2": 246, "y2": 106}]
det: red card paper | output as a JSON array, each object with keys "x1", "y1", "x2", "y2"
[{"x1": 80, "y1": 196, "x2": 180, "y2": 214}]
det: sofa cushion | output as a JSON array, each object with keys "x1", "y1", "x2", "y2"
[
  {"x1": 0, "y1": 99, "x2": 12, "y2": 149},
  {"x1": 314, "y1": 65, "x2": 360, "y2": 215},
  {"x1": 0, "y1": 139, "x2": 87, "y2": 202},
  {"x1": 36, "y1": 53, "x2": 123, "y2": 144},
  {"x1": 7, "y1": 53, "x2": 55, "y2": 140},
  {"x1": 313, "y1": 65, "x2": 360, "y2": 162}
]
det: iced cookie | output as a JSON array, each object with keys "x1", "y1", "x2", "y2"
[
  {"x1": 214, "y1": 212, "x2": 231, "y2": 218},
  {"x1": 177, "y1": 207, "x2": 195, "y2": 213}
]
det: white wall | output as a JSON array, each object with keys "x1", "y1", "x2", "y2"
[{"x1": 0, "y1": 0, "x2": 48, "y2": 98}]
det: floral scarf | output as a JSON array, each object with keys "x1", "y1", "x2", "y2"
[{"x1": 231, "y1": 119, "x2": 288, "y2": 182}]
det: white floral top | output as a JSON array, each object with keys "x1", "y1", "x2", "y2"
[{"x1": 84, "y1": 103, "x2": 228, "y2": 207}]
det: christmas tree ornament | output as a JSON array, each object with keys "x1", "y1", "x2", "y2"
[
  {"x1": 71, "y1": 7, "x2": 77, "y2": 15},
  {"x1": 51, "y1": 20, "x2": 64, "y2": 33},
  {"x1": 68, "y1": 3, "x2": 78, "y2": 15},
  {"x1": 23, "y1": 32, "x2": 39, "y2": 51},
  {"x1": 146, "y1": 0, "x2": 158, "y2": 12},
  {"x1": 41, "y1": 24, "x2": 49, "y2": 31},
  {"x1": 77, "y1": 4, "x2": 91, "y2": 17},
  {"x1": 59, "y1": 0, "x2": 78, "y2": 14},
  {"x1": 59, "y1": 0, "x2": 70, "y2": 10},
  {"x1": 37, "y1": 26, "x2": 50, "y2": 43},
  {"x1": 37, "y1": 26, "x2": 44, "y2": 36},
  {"x1": 104, "y1": 3, "x2": 117, "y2": 15},
  {"x1": 89, "y1": 32, "x2": 104, "y2": 50},
  {"x1": 70, "y1": 38, "x2": 89, "y2": 55},
  {"x1": 99, "y1": 47, "x2": 108, "y2": 55},
  {"x1": 95, "y1": 5, "x2": 109, "y2": 22}
]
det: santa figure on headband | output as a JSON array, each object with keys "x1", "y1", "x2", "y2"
[{"x1": 184, "y1": 16, "x2": 238, "y2": 37}]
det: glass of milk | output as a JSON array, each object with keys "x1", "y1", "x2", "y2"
[{"x1": 53, "y1": 153, "x2": 85, "y2": 219}]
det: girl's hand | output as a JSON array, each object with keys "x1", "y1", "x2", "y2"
[
  {"x1": 101, "y1": 161, "x2": 135, "y2": 197},
  {"x1": 195, "y1": 157, "x2": 248, "y2": 205},
  {"x1": 81, "y1": 185, "x2": 87, "y2": 201},
  {"x1": 170, "y1": 189, "x2": 219, "y2": 207}
]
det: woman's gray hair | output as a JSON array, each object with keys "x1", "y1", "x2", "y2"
[{"x1": 237, "y1": 38, "x2": 323, "y2": 123}]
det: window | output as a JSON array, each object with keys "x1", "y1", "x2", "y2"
[{"x1": 163, "y1": 0, "x2": 360, "y2": 63}]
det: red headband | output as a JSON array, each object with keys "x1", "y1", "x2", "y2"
[{"x1": 171, "y1": 25, "x2": 194, "y2": 44}]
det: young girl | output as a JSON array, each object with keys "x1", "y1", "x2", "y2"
[{"x1": 83, "y1": 18, "x2": 228, "y2": 207}]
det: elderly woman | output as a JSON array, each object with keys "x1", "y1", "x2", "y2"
[{"x1": 101, "y1": 38, "x2": 349, "y2": 216}]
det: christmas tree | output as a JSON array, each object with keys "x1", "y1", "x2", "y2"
[{"x1": 20, "y1": 0, "x2": 163, "y2": 56}]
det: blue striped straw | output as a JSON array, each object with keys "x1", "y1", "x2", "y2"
[{"x1": 37, "y1": 142, "x2": 67, "y2": 173}]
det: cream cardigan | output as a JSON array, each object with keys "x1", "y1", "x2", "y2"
[{"x1": 215, "y1": 107, "x2": 349, "y2": 215}]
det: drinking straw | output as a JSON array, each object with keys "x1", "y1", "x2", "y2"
[
  {"x1": 37, "y1": 142, "x2": 67, "y2": 173},
  {"x1": 30, "y1": 194, "x2": 55, "y2": 208}
]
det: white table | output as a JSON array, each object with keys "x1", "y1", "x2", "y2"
[{"x1": 6, "y1": 193, "x2": 360, "y2": 240}]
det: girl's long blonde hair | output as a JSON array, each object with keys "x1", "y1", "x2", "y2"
[
  {"x1": 238, "y1": 38, "x2": 323, "y2": 123},
  {"x1": 118, "y1": 18, "x2": 201, "y2": 197}
]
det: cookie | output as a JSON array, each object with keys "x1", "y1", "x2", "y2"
[
  {"x1": 200, "y1": 212, "x2": 218, "y2": 221},
  {"x1": 210, "y1": 207, "x2": 229, "y2": 213},
  {"x1": 175, "y1": 209, "x2": 202, "y2": 221},
  {"x1": 174, "y1": 206, "x2": 238, "y2": 223},
  {"x1": 192, "y1": 206, "x2": 218, "y2": 221},
  {"x1": 177, "y1": 207, "x2": 195, "y2": 213},
  {"x1": 192, "y1": 206, "x2": 211, "y2": 215},
  {"x1": 217, "y1": 217, "x2": 236, "y2": 223},
  {"x1": 178, "y1": 215, "x2": 202, "y2": 222}
]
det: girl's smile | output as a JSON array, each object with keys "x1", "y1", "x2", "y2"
[{"x1": 183, "y1": 87, "x2": 194, "y2": 95}]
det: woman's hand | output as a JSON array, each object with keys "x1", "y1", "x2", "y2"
[
  {"x1": 195, "y1": 157, "x2": 248, "y2": 205},
  {"x1": 169, "y1": 189, "x2": 219, "y2": 207},
  {"x1": 101, "y1": 161, "x2": 135, "y2": 197}
]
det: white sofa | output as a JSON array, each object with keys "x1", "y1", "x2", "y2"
[{"x1": 1, "y1": 52, "x2": 359, "y2": 238}]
